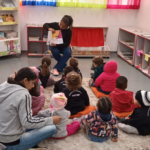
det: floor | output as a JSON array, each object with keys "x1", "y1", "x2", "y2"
[{"x1": 0, "y1": 52, "x2": 149, "y2": 93}]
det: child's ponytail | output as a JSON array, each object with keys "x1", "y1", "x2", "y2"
[{"x1": 41, "y1": 56, "x2": 51, "y2": 76}]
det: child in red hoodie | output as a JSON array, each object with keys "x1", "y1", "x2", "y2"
[
  {"x1": 95, "y1": 61, "x2": 120, "y2": 95},
  {"x1": 110, "y1": 76, "x2": 138, "y2": 117}
]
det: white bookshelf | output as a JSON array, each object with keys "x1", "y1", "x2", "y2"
[
  {"x1": 135, "y1": 35, "x2": 150, "y2": 77},
  {"x1": 117, "y1": 27, "x2": 150, "y2": 65},
  {"x1": 0, "y1": 0, "x2": 20, "y2": 57}
]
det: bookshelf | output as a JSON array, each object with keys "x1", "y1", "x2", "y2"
[
  {"x1": 0, "y1": 0, "x2": 21, "y2": 57},
  {"x1": 27, "y1": 26, "x2": 50, "y2": 56},
  {"x1": 134, "y1": 35, "x2": 150, "y2": 77},
  {"x1": 117, "y1": 27, "x2": 150, "y2": 65},
  {"x1": 117, "y1": 28, "x2": 136, "y2": 65}
]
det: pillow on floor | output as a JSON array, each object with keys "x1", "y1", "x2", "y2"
[
  {"x1": 91, "y1": 87, "x2": 109, "y2": 98},
  {"x1": 69, "y1": 105, "x2": 97, "y2": 119},
  {"x1": 113, "y1": 111, "x2": 133, "y2": 118}
]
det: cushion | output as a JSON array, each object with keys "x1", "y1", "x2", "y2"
[
  {"x1": 69, "y1": 105, "x2": 97, "y2": 119},
  {"x1": 113, "y1": 111, "x2": 133, "y2": 118},
  {"x1": 91, "y1": 87, "x2": 109, "y2": 98}
]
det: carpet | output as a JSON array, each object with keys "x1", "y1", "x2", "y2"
[{"x1": 39, "y1": 78, "x2": 150, "y2": 150}]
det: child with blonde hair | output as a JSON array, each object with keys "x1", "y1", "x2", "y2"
[
  {"x1": 38, "y1": 93, "x2": 80, "y2": 138},
  {"x1": 63, "y1": 72, "x2": 89, "y2": 115},
  {"x1": 37, "y1": 56, "x2": 55, "y2": 88},
  {"x1": 74, "y1": 97, "x2": 118, "y2": 142}
]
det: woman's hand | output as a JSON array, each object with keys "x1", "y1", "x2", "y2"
[
  {"x1": 52, "y1": 116, "x2": 62, "y2": 125},
  {"x1": 51, "y1": 43, "x2": 56, "y2": 47},
  {"x1": 10, "y1": 70, "x2": 17, "y2": 79},
  {"x1": 48, "y1": 28, "x2": 55, "y2": 34}
]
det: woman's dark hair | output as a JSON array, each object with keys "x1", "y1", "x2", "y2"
[
  {"x1": 63, "y1": 66, "x2": 74, "y2": 77},
  {"x1": 61, "y1": 15, "x2": 73, "y2": 29},
  {"x1": 66, "y1": 71, "x2": 81, "y2": 91},
  {"x1": 29, "y1": 81, "x2": 40, "y2": 97},
  {"x1": 97, "y1": 97, "x2": 112, "y2": 114},
  {"x1": 41, "y1": 56, "x2": 51, "y2": 76},
  {"x1": 7, "y1": 67, "x2": 37, "y2": 86},
  {"x1": 116, "y1": 76, "x2": 127, "y2": 90}
]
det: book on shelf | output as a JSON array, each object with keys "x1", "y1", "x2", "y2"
[
  {"x1": 0, "y1": 16, "x2": 4, "y2": 22},
  {"x1": 47, "y1": 30, "x2": 63, "y2": 45},
  {"x1": 141, "y1": 34, "x2": 150, "y2": 38},
  {"x1": 29, "y1": 37, "x2": 40, "y2": 41},
  {"x1": 1, "y1": 2, "x2": 16, "y2": 7},
  {"x1": 2, "y1": 14, "x2": 15, "y2": 22}
]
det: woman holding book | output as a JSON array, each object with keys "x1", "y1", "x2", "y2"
[{"x1": 44, "y1": 15, "x2": 73, "y2": 76}]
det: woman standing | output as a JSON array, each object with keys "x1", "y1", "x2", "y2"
[
  {"x1": 44, "y1": 15, "x2": 73, "y2": 76},
  {"x1": 0, "y1": 68, "x2": 61, "y2": 150}
]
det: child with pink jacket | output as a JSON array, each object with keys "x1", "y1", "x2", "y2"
[{"x1": 95, "y1": 61, "x2": 120, "y2": 95}]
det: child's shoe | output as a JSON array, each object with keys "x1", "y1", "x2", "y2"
[
  {"x1": 91, "y1": 64, "x2": 95, "y2": 70},
  {"x1": 89, "y1": 79, "x2": 93, "y2": 87}
]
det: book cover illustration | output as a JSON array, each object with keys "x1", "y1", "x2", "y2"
[{"x1": 47, "y1": 30, "x2": 63, "y2": 45}]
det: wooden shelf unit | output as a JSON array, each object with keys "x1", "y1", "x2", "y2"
[
  {"x1": 27, "y1": 26, "x2": 50, "y2": 56},
  {"x1": 117, "y1": 27, "x2": 150, "y2": 66},
  {"x1": 0, "y1": 0, "x2": 20, "y2": 57},
  {"x1": 117, "y1": 28, "x2": 136, "y2": 65},
  {"x1": 134, "y1": 35, "x2": 150, "y2": 77}
]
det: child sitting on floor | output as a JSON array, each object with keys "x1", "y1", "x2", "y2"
[
  {"x1": 38, "y1": 93, "x2": 80, "y2": 138},
  {"x1": 69, "y1": 57, "x2": 82, "y2": 79},
  {"x1": 89, "y1": 56, "x2": 105, "y2": 86},
  {"x1": 37, "y1": 56, "x2": 55, "y2": 88},
  {"x1": 94, "y1": 61, "x2": 120, "y2": 95},
  {"x1": 118, "y1": 90, "x2": 150, "y2": 136},
  {"x1": 54, "y1": 66, "x2": 74, "y2": 93},
  {"x1": 29, "y1": 81, "x2": 45, "y2": 116},
  {"x1": 110, "y1": 76, "x2": 137, "y2": 117},
  {"x1": 74, "y1": 97, "x2": 118, "y2": 142},
  {"x1": 30, "y1": 66, "x2": 44, "y2": 93},
  {"x1": 63, "y1": 72, "x2": 89, "y2": 115}
]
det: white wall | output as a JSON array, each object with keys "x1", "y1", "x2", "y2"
[
  {"x1": 136, "y1": 0, "x2": 150, "y2": 32},
  {"x1": 20, "y1": 6, "x2": 138, "y2": 51}
]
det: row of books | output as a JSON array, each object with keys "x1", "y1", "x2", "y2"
[
  {"x1": 1, "y1": 2, "x2": 16, "y2": 7},
  {"x1": 0, "y1": 30, "x2": 18, "y2": 40},
  {"x1": 0, "y1": 14, "x2": 15, "y2": 23}
]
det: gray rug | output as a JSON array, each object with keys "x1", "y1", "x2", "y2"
[{"x1": 39, "y1": 78, "x2": 150, "y2": 150}]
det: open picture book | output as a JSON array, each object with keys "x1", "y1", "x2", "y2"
[{"x1": 47, "y1": 30, "x2": 63, "y2": 45}]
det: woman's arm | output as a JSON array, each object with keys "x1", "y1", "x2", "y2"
[
  {"x1": 56, "y1": 30, "x2": 72, "y2": 49},
  {"x1": 43, "y1": 22, "x2": 58, "y2": 31},
  {"x1": 19, "y1": 94, "x2": 61, "y2": 129}
]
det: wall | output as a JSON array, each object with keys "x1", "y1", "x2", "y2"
[
  {"x1": 136, "y1": 0, "x2": 150, "y2": 32},
  {"x1": 20, "y1": 6, "x2": 138, "y2": 51}
]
